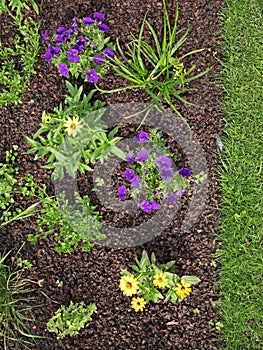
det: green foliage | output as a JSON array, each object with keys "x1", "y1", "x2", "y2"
[
  {"x1": 0, "y1": 146, "x2": 18, "y2": 212},
  {"x1": 0, "y1": 0, "x2": 39, "y2": 16},
  {"x1": 120, "y1": 250, "x2": 200, "y2": 308},
  {"x1": 46, "y1": 301, "x2": 97, "y2": 339},
  {"x1": 21, "y1": 174, "x2": 104, "y2": 253},
  {"x1": 24, "y1": 81, "x2": 125, "y2": 181},
  {"x1": 98, "y1": 0, "x2": 210, "y2": 123},
  {"x1": 0, "y1": 247, "x2": 43, "y2": 349},
  {"x1": 0, "y1": 13, "x2": 40, "y2": 106}
]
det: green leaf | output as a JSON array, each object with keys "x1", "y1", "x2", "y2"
[{"x1": 181, "y1": 276, "x2": 201, "y2": 285}]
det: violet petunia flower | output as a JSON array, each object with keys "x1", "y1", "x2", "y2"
[
  {"x1": 41, "y1": 30, "x2": 49, "y2": 43},
  {"x1": 93, "y1": 54, "x2": 104, "y2": 65},
  {"x1": 103, "y1": 47, "x2": 115, "y2": 59},
  {"x1": 98, "y1": 23, "x2": 110, "y2": 32},
  {"x1": 156, "y1": 155, "x2": 172, "y2": 170},
  {"x1": 71, "y1": 17, "x2": 78, "y2": 28},
  {"x1": 56, "y1": 29, "x2": 73, "y2": 45},
  {"x1": 86, "y1": 68, "x2": 100, "y2": 83},
  {"x1": 166, "y1": 191, "x2": 176, "y2": 204},
  {"x1": 58, "y1": 63, "x2": 69, "y2": 76},
  {"x1": 160, "y1": 168, "x2": 174, "y2": 181},
  {"x1": 153, "y1": 189, "x2": 160, "y2": 195},
  {"x1": 124, "y1": 168, "x2": 135, "y2": 182},
  {"x1": 178, "y1": 168, "x2": 191, "y2": 178},
  {"x1": 118, "y1": 185, "x2": 127, "y2": 200},
  {"x1": 137, "y1": 149, "x2": 149, "y2": 163},
  {"x1": 67, "y1": 48, "x2": 80, "y2": 63},
  {"x1": 130, "y1": 175, "x2": 141, "y2": 187},
  {"x1": 134, "y1": 131, "x2": 148, "y2": 143},
  {"x1": 125, "y1": 153, "x2": 136, "y2": 164},
  {"x1": 93, "y1": 12, "x2": 105, "y2": 22},
  {"x1": 140, "y1": 200, "x2": 160, "y2": 213},
  {"x1": 175, "y1": 189, "x2": 185, "y2": 197},
  {"x1": 44, "y1": 45, "x2": 61, "y2": 62},
  {"x1": 83, "y1": 17, "x2": 95, "y2": 25},
  {"x1": 74, "y1": 36, "x2": 86, "y2": 52},
  {"x1": 55, "y1": 26, "x2": 67, "y2": 35}
]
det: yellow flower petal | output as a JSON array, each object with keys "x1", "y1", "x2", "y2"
[
  {"x1": 119, "y1": 275, "x2": 139, "y2": 297},
  {"x1": 153, "y1": 272, "x2": 168, "y2": 289},
  {"x1": 131, "y1": 297, "x2": 146, "y2": 312}
]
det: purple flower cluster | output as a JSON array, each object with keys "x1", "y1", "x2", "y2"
[
  {"x1": 134, "y1": 131, "x2": 149, "y2": 143},
  {"x1": 124, "y1": 168, "x2": 141, "y2": 187},
  {"x1": 140, "y1": 200, "x2": 160, "y2": 213},
  {"x1": 156, "y1": 155, "x2": 174, "y2": 181},
  {"x1": 42, "y1": 13, "x2": 114, "y2": 83}
]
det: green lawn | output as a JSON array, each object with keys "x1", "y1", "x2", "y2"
[{"x1": 218, "y1": 0, "x2": 263, "y2": 348}]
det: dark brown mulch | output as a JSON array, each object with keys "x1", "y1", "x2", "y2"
[{"x1": 0, "y1": 0, "x2": 225, "y2": 349}]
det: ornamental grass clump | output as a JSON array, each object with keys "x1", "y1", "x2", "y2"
[
  {"x1": 117, "y1": 130, "x2": 192, "y2": 213},
  {"x1": 98, "y1": 0, "x2": 210, "y2": 122},
  {"x1": 119, "y1": 250, "x2": 200, "y2": 312},
  {"x1": 42, "y1": 12, "x2": 114, "y2": 83}
]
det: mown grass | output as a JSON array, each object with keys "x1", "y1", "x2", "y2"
[{"x1": 217, "y1": 0, "x2": 263, "y2": 349}]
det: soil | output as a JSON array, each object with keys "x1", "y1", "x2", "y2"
[{"x1": 0, "y1": 0, "x2": 225, "y2": 349}]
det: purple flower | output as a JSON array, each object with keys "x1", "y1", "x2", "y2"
[
  {"x1": 56, "y1": 29, "x2": 73, "y2": 45},
  {"x1": 175, "y1": 189, "x2": 185, "y2": 197},
  {"x1": 55, "y1": 26, "x2": 67, "y2": 35},
  {"x1": 140, "y1": 200, "x2": 160, "y2": 213},
  {"x1": 83, "y1": 17, "x2": 95, "y2": 25},
  {"x1": 67, "y1": 49, "x2": 80, "y2": 63},
  {"x1": 178, "y1": 168, "x2": 191, "y2": 178},
  {"x1": 98, "y1": 23, "x2": 110, "y2": 32},
  {"x1": 131, "y1": 175, "x2": 141, "y2": 187},
  {"x1": 103, "y1": 47, "x2": 115, "y2": 59},
  {"x1": 143, "y1": 170, "x2": 148, "y2": 175},
  {"x1": 58, "y1": 63, "x2": 69, "y2": 76},
  {"x1": 44, "y1": 45, "x2": 61, "y2": 62},
  {"x1": 86, "y1": 69, "x2": 100, "y2": 83},
  {"x1": 71, "y1": 17, "x2": 78, "y2": 28},
  {"x1": 73, "y1": 36, "x2": 86, "y2": 52},
  {"x1": 166, "y1": 191, "x2": 176, "y2": 204},
  {"x1": 156, "y1": 155, "x2": 172, "y2": 170},
  {"x1": 93, "y1": 54, "x2": 104, "y2": 65},
  {"x1": 118, "y1": 185, "x2": 127, "y2": 200},
  {"x1": 41, "y1": 30, "x2": 49, "y2": 43},
  {"x1": 137, "y1": 149, "x2": 149, "y2": 163},
  {"x1": 153, "y1": 189, "x2": 160, "y2": 195},
  {"x1": 160, "y1": 168, "x2": 174, "y2": 181},
  {"x1": 134, "y1": 131, "x2": 148, "y2": 143},
  {"x1": 94, "y1": 12, "x2": 105, "y2": 21},
  {"x1": 125, "y1": 153, "x2": 136, "y2": 164},
  {"x1": 124, "y1": 168, "x2": 135, "y2": 182}
]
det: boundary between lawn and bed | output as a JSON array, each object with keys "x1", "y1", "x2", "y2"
[{"x1": 218, "y1": 0, "x2": 263, "y2": 348}]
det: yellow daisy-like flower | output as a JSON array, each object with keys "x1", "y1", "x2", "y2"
[
  {"x1": 153, "y1": 272, "x2": 168, "y2": 289},
  {"x1": 44, "y1": 115, "x2": 52, "y2": 123},
  {"x1": 119, "y1": 275, "x2": 139, "y2": 297},
  {"x1": 64, "y1": 116, "x2": 83, "y2": 137},
  {"x1": 174, "y1": 278, "x2": 192, "y2": 299},
  {"x1": 131, "y1": 297, "x2": 147, "y2": 312}
]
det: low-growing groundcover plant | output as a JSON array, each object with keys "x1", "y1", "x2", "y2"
[
  {"x1": 117, "y1": 130, "x2": 205, "y2": 212},
  {"x1": 0, "y1": 2, "x2": 40, "y2": 106},
  {"x1": 46, "y1": 301, "x2": 97, "y2": 340},
  {"x1": 119, "y1": 250, "x2": 200, "y2": 312},
  {"x1": 98, "y1": 0, "x2": 210, "y2": 124},
  {"x1": 42, "y1": 12, "x2": 114, "y2": 83},
  {"x1": 24, "y1": 81, "x2": 124, "y2": 181}
]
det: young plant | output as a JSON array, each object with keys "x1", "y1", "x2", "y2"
[
  {"x1": 117, "y1": 130, "x2": 192, "y2": 213},
  {"x1": 42, "y1": 12, "x2": 114, "y2": 83},
  {"x1": 46, "y1": 301, "x2": 97, "y2": 339},
  {"x1": 0, "y1": 13, "x2": 40, "y2": 106},
  {"x1": 0, "y1": 247, "x2": 43, "y2": 349},
  {"x1": 24, "y1": 81, "x2": 124, "y2": 181},
  {"x1": 98, "y1": 0, "x2": 210, "y2": 123},
  {"x1": 21, "y1": 174, "x2": 104, "y2": 254},
  {"x1": 119, "y1": 250, "x2": 200, "y2": 312},
  {"x1": 0, "y1": 0, "x2": 39, "y2": 16}
]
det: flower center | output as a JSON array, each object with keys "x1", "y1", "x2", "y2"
[
  {"x1": 69, "y1": 122, "x2": 76, "y2": 130},
  {"x1": 126, "y1": 282, "x2": 132, "y2": 289}
]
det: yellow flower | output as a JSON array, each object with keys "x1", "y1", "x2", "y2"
[
  {"x1": 153, "y1": 272, "x2": 168, "y2": 289},
  {"x1": 119, "y1": 275, "x2": 139, "y2": 297},
  {"x1": 64, "y1": 116, "x2": 83, "y2": 137},
  {"x1": 174, "y1": 278, "x2": 192, "y2": 299},
  {"x1": 131, "y1": 297, "x2": 146, "y2": 312},
  {"x1": 44, "y1": 115, "x2": 52, "y2": 123}
]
